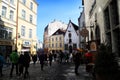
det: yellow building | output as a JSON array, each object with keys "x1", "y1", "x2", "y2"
[
  {"x1": 49, "y1": 29, "x2": 65, "y2": 53},
  {"x1": 0, "y1": 0, "x2": 17, "y2": 57},
  {"x1": 17, "y1": 0, "x2": 38, "y2": 55},
  {"x1": 0, "y1": 0, "x2": 38, "y2": 56}
]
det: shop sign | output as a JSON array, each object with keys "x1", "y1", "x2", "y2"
[
  {"x1": 80, "y1": 28, "x2": 89, "y2": 37},
  {"x1": 23, "y1": 41, "x2": 31, "y2": 47},
  {"x1": 0, "y1": 41, "x2": 13, "y2": 45}
]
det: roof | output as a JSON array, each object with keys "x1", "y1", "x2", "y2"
[
  {"x1": 52, "y1": 29, "x2": 65, "y2": 36},
  {"x1": 44, "y1": 25, "x2": 48, "y2": 31},
  {"x1": 70, "y1": 21, "x2": 79, "y2": 31}
]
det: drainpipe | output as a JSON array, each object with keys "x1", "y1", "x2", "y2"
[{"x1": 16, "y1": 0, "x2": 19, "y2": 51}]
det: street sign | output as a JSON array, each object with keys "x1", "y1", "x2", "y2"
[{"x1": 80, "y1": 28, "x2": 89, "y2": 37}]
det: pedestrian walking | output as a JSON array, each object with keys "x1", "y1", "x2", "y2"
[
  {"x1": 38, "y1": 53, "x2": 45, "y2": 71},
  {"x1": 0, "y1": 53, "x2": 6, "y2": 77},
  {"x1": 23, "y1": 52, "x2": 30, "y2": 78},
  {"x1": 10, "y1": 50, "x2": 19, "y2": 77},
  {"x1": 48, "y1": 52, "x2": 53, "y2": 66},
  {"x1": 18, "y1": 53, "x2": 24, "y2": 76},
  {"x1": 73, "y1": 51, "x2": 82, "y2": 75},
  {"x1": 32, "y1": 54, "x2": 37, "y2": 65},
  {"x1": 59, "y1": 51, "x2": 64, "y2": 63}
]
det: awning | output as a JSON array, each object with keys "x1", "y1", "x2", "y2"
[
  {"x1": 21, "y1": 49, "x2": 30, "y2": 52},
  {"x1": 74, "y1": 48, "x2": 84, "y2": 52}
]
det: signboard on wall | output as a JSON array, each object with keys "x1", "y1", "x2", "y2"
[
  {"x1": 23, "y1": 41, "x2": 31, "y2": 47},
  {"x1": 80, "y1": 28, "x2": 89, "y2": 37}
]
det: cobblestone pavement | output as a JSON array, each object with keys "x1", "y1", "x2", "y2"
[{"x1": 0, "y1": 62, "x2": 93, "y2": 80}]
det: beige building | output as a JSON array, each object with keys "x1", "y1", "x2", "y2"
[
  {"x1": 49, "y1": 29, "x2": 65, "y2": 53},
  {"x1": 0, "y1": 0, "x2": 17, "y2": 57},
  {"x1": 17, "y1": 0, "x2": 38, "y2": 55},
  {"x1": 83, "y1": 0, "x2": 120, "y2": 55},
  {"x1": 44, "y1": 20, "x2": 67, "y2": 53},
  {"x1": 0, "y1": 0, "x2": 38, "y2": 56}
]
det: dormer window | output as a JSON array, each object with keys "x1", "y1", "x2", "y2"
[{"x1": 68, "y1": 33, "x2": 71, "y2": 38}]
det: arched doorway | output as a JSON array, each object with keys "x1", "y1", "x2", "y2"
[
  {"x1": 69, "y1": 45, "x2": 72, "y2": 53},
  {"x1": 95, "y1": 25, "x2": 100, "y2": 46},
  {"x1": 91, "y1": 31, "x2": 94, "y2": 40}
]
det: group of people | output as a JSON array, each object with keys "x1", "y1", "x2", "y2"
[
  {"x1": 0, "y1": 50, "x2": 31, "y2": 78},
  {"x1": 0, "y1": 49, "x2": 94, "y2": 78},
  {"x1": 37, "y1": 52, "x2": 54, "y2": 71},
  {"x1": 10, "y1": 50, "x2": 31, "y2": 78}
]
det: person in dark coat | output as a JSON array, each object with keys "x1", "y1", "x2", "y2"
[
  {"x1": 23, "y1": 52, "x2": 30, "y2": 78},
  {"x1": 48, "y1": 53, "x2": 53, "y2": 66},
  {"x1": 18, "y1": 53, "x2": 24, "y2": 76},
  {"x1": 73, "y1": 52, "x2": 82, "y2": 75},
  {"x1": 0, "y1": 53, "x2": 6, "y2": 77},
  {"x1": 38, "y1": 53, "x2": 45, "y2": 71},
  {"x1": 32, "y1": 54, "x2": 37, "y2": 65}
]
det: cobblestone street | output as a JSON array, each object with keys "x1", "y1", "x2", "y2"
[{"x1": 0, "y1": 62, "x2": 92, "y2": 80}]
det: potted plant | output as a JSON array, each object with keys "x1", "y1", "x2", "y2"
[{"x1": 94, "y1": 44, "x2": 120, "y2": 80}]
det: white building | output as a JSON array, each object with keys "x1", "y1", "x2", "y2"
[
  {"x1": 83, "y1": 0, "x2": 120, "y2": 55},
  {"x1": 64, "y1": 20, "x2": 79, "y2": 53}
]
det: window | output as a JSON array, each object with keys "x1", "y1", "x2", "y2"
[
  {"x1": 60, "y1": 43, "x2": 62, "y2": 48},
  {"x1": 56, "y1": 37, "x2": 57, "y2": 41},
  {"x1": 29, "y1": 29, "x2": 32, "y2": 38},
  {"x1": 9, "y1": 10, "x2": 14, "y2": 21},
  {"x1": 56, "y1": 43, "x2": 57, "y2": 47},
  {"x1": 29, "y1": 15, "x2": 33, "y2": 23},
  {"x1": 59, "y1": 37, "x2": 62, "y2": 41},
  {"x1": 22, "y1": 10, "x2": 26, "y2": 20},
  {"x1": 30, "y1": 2, "x2": 33, "y2": 10},
  {"x1": 104, "y1": 7, "x2": 110, "y2": 30},
  {"x1": 0, "y1": 26, "x2": 13, "y2": 39},
  {"x1": 21, "y1": 26, "x2": 25, "y2": 36},
  {"x1": 2, "y1": 6, "x2": 7, "y2": 17},
  {"x1": 52, "y1": 44, "x2": 54, "y2": 48},
  {"x1": 22, "y1": 0, "x2": 26, "y2": 5},
  {"x1": 10, "y1": 0, "x2": 14, "y2": 4},
  {"x1": 65, "y1": 44, "x2": 68, "y2": 50},
  {"x1": 69, "y1": 39, "x2": 72, "y2": 43},
  {"x1": 52, "y1": 38, "x2": 54, "y2": 41},
  {"x1": 68, "y1": 33, "x2": 71, "y2": 38},
  {"x1": 73, "y1": 44, "x2": 77, "y2": 49}
]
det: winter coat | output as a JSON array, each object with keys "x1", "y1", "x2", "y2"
[
  {"x1": 0, "y1": 55, "x2": 5, "y2": 67},
  {"x1": 23, "y1": 53, "x2": 30, "y2": 67},
  {"x1": 10, "y1": 51, "x2": 19, "y2": 64}
]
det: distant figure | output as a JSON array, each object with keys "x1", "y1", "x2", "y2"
[
  {"x1": 73, "y1": 52, "x2": 82, "y2": 75},
  {"x1": 23, "y1": 52, "x2": 30, "y2": 78},
  {"x1": 48, "y1": 53, "x2": 53, "y2": 66},
  {"x1": 53, "y1": 53, "x2": 57, "y2": 61},
  {"x1": 10, "y1": 50, "x2": 19, "y2": 77},
  {"x1": 59, "y1": 51, "x2": 64, "y2": 63},
  {"x1": 18, "y1": 53, "x2": 24, "y2": 76},
  {"x1": 0, "y1": 53, "x2": 6, "y2": 77},
  {"x1": 65, "y1": 52, "x2": 69, "y2": 62},
  {"x1": 38, "y1": 53, "x2": 45, "y2": 71},
  {"x1": 32, "y1": 54, "x2": 37, "y2": 65}
]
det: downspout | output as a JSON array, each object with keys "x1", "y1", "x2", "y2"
[{"x1": 16, "y1": 0, "x2": 19, "y2": 51}]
